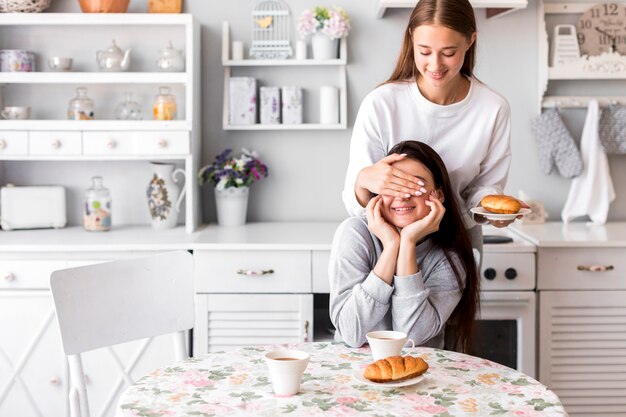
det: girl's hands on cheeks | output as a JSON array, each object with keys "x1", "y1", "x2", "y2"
[
  {"x1": 401, "y1": 190, "x2": 445, "y2": 245},
  {"x1": 366, "y1": 195, "x2": 400, "y2": 249}
]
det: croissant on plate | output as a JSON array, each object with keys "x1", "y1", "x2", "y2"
[{"x1": 363, "y1": 356, "x2": 429, "y2": 383}]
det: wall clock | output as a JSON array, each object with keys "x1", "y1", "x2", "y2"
[{"x1": 577, "y1": 2, "x2": 626, "y2": 56}]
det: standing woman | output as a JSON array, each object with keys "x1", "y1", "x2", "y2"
[{"x1": 343, "y1": 0, "x2": 516, "y2": 255}]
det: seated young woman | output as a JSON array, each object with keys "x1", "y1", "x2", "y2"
[{"x1": 329, "y1": 140, "x2": 479, "y2": 352}]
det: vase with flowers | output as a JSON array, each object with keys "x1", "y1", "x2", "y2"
[
  {"x1": 198, "y1": 148, "x2": 268, "y2": 226},
  {"x1": 298, "y1": 6, "x2": 351, "y2": 60}
]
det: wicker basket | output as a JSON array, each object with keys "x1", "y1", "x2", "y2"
[
  {"x1": 148, "y1": 0, "x2": 181, "y2": 13},
  {"x1": 0, "y1": 0, "x2": 51, "y2": 12}
]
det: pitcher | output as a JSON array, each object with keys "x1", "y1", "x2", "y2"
[{"x1": 146, "y1": 162, "x2": 186, "y2": 229}]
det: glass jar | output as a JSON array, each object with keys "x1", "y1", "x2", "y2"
[
  {"x1": 67, "y1": 87, "x2": 95, "y2": 120},
  {"x1": 115, "y1": 91, "x2": 143, "y2": 120},
  {"x1": 84, "y1": 176, "x2": 112, "y2": 232},
  {"x1": 152, "y1": 86, "x2": 176, "y2": 120}
]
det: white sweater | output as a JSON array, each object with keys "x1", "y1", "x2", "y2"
[{"x1": 343, "y1": 78, "x2": 511, "y2": 227}]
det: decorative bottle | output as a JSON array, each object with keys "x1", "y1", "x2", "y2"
[
  {"x1": 84, "y1": 176, "x2": 112, "y2": 232},
  {"x1": 152, "y1": 86, "x2": 176, "y2": 120},
  {"x1": 68, "y1": 87, "x2": 95, "y2": 120},
  {"x1": 115, "y1": 91, "x2": 143, "y2": 120}
]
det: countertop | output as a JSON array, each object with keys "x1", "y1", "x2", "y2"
[
  {"x1": 0, "y1": 222, "x2": 539, "y2": 253},
  {"x1": 512, "y1": 221, "x2": 626, "y2": 248}
]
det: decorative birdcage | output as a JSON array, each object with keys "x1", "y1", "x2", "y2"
[{"x1": 249, "y1": 0, "x2": 293, "y2": 60}]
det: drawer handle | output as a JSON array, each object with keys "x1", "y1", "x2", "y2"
[
  {"x1": 158, "y1": 139, "x2": 168, "y2": 148},
  {"x1": 577, "y1": 265, "x2": 614, "y2": 272},
  {"x1": 4, "y1": 273, "x2": 15, "y2": 282},
  {"x1": 106, "y1": 139, "x2": 117, "y2": 149},
  {"x1": 51, "y1": 139, "x2": 61, "y2": 149},
  {"x1": 236, "y1": 269, "x2": 274, "y2": 276},
  {"x1": 0, "y1": 139, "x2": 6, "y2": 149},
  {"x1": 50, "y1": 377, "x2": 60, "y2": 385}
]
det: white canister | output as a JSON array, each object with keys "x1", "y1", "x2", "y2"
[
  {"x1": 0, "y1": 50, "x2": 35, "y2": 72},
  {"x1": 146, "y1": 162, "x2": 187, "y2": 229},
  {"x1": 295, "y1": 40, "x2": 307, "y2": 60},
  {"x1": 319, "y1": 86, "x2": 339, "y2": 124},
  {"x1": 232, "y1": 41, "x2": 244, "y2": 60},
  {"x1": 281, "y1": 86, "x2": 303, "y2": 124},
  {"x1": 260, "y1": 86, "x2": 281, "y2": 124}
]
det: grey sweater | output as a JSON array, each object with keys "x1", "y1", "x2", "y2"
[{"x1": 329, "y1": 216, "x2": 466, "y2": 349}]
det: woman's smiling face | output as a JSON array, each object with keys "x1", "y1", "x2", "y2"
[{"x1": 380, "y1": 158, "x2": 438, "y2": 228}]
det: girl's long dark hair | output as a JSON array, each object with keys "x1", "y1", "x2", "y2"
[
  {"x1": 385, "y1": 0, "x2": 477, "y2": 84},
  {"x1": 388, "y1": 140, "x2": 480, "y2": 353}
]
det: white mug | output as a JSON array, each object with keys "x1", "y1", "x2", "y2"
[
  {"x1": 264, "y1": 349, "x2": 309, "y2": 396},
  {"x1": 366, "y1": 330, "x2": 415, "y2": 360},
  {"x1": 1, "y1": 106, "x2": 31, "y2": 120}
]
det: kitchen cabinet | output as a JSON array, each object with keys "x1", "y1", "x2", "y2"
[
  {"x1": 514, "y1": 222, "x2": 626, "y2": 417},
  {"x1": 221, "y1": 22, "x2": 347, "y2": 130},
  {"x1": 0, "y1": 251, "x2": 180, "y2": 417},
  {"x1": 375, "y1": 0, "x2": 528, "y2": 19},
  {"x1": 0, "y1": 13, "x2": 201, "y2": 232}
]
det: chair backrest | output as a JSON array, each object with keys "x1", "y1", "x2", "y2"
[{"x1": 50, "y1": 250, "x2": 194, "y2": 417}]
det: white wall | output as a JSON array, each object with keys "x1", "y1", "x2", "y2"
[{"x1": 5, "y1": 0, "x2": 624, "y2": 225}]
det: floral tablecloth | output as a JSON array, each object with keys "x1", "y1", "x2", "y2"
[{"x1": 116, "y1": 342, "x2": 568, "y2": 417}]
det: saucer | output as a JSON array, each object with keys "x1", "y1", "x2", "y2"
[
  {"x1": 351, "y1": 368, "x2": 425, "y2": 388},
  {"x1": 470, "y1": 207, "x2": 532, "y2": 221}
]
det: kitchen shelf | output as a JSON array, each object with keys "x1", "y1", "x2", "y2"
[
  {"x1": 0, "y1": 72, "x2": 187, "y2": 84},
  {"x1": 221, "y1": 21, "x2": 347, "y2": 131},
  {"x1": 548, "y1": 67, "x2": 626, "y2": 80},
  {"x1": 376, "y1": 0, "x2": 528, "y2": 19},
  {"x1": 0, "y1": 155, "x2": 191, "y2": 161},
  {"x1": 0, "y1": 13, "x2": 193, "y2": 26}
]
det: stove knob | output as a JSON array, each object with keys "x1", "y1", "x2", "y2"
[
  {"x1": 484, "y1": 268, "x2": 496, "y2": 280},
  {"x1": 505, "y1": 268, "x2": 518, "y2": 280}
]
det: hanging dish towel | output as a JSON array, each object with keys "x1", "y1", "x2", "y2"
[{"x1": 561, "y1": 100, "x2": 616, "y2": 224}]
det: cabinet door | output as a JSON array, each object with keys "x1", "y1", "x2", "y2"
[
  {"x1": 194, "y1": 294, "x2": 313, "y2": 355},
  {"x1": 540, "y1": 291, "x2": 626, "y2": 416},
  {"x1": 0, "y1": 291, "x2": 67, "y2": 417}
]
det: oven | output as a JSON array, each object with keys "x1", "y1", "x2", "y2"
[{"x1": 474, "y1": 226, "x2": 537, "y2": 379}]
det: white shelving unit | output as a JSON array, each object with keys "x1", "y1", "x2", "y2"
[
  {"x1": 221, "y1": 21, "x2": 347, "y2": 131},
  {"x1": 539, "y1": 1, "x2": 626, "y2": 110},
  {"x1": 375, "y1": 0, "x2": 529, "y2": 19},
  {"x1": 0, "y1": 13, "x2": 201, "y2": 233}
]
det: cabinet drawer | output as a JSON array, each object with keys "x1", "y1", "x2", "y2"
[
  {"x1": 0, "y1": 131, "x2": 28, "y2": 155},
  {"x1": 83, "y1": 131, "x2": 135, "y2": 155},
  {"x1": 0, "y1": 260, "x2": 67, "y2": 289},
  {"x1": 312, "y1": 250, "x2": 330, "y2": 293},
  {"x1": 538, "y1": 247, "x2": 626, "y2": 290},
  {"x1": 194, "y1": 250, "x2": 311, "y2": 293},
  {"x1": 139, "y1": 131, "x2": 189, "y2": 155},
  {"x1": 29, "y1": 131, "x2": 82, "y2": 155}
]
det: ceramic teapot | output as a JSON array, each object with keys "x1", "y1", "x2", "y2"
[
  {"x1": 155, "y1": 41, "x2": 184, "y2": 72},
  {"x1": 96, "y1": 40, "x2": 131, "y2": 72}
]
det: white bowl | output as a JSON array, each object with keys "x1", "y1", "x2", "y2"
[{"x1": 48, "y1": 57, "x2": 73, "y2": 72}]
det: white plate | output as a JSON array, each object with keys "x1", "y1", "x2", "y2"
[
  {"x1": 351, "y1": 368, "x2": 425, "y2": 388},
  {"x1": 470, "y1": 207, "x2": 532, "y2": 221}
]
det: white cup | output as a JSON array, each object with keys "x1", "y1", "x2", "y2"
[
  {"x1": 264, "y1": 349, "x2": 310, "y2": 396},
  {"x1": 1, "y1": 106, "x2": 31, "y2": 120},
  {"x1": 232, "y1": 41, "x2": 244, "y2": 60},
  {"x1": 366, "y1": 330, "x2": 415, "y2": 360},
  {"x1": 319, "y1": 86, "x2": 339, "y2": 124}
]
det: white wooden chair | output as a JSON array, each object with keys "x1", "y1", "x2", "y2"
[{"x1": 50, "y1": 251, "x2": 194, "y2": 417}]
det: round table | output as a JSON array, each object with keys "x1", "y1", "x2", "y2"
[{"x1": 116, "y1": 342, "x2": 569, "y2": 416}]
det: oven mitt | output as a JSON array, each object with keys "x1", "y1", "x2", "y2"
[
  {"x1": 530, "y1": 108, "x2": 583, "y2": 178},
  {"x1": 599, "y1": 105, "x2": 626, "y2": 154}
]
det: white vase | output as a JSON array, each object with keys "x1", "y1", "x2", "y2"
[
  {"x1": 146, "y1": 162, "x2": 186, "y2": 230},
  {"x1": 311, "y1": 33, "x2": 339, "y2": 60},
  {"x1": 214, "y1": 186, "x2": 249, "y2": 226}
]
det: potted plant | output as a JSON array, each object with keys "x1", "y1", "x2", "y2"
[
  {"x1": 198, "y1": 148, "x2": 268, "y2": 226},
  {"x1": 297, "y1": 6, "x2": 351, "y2": 60}
]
